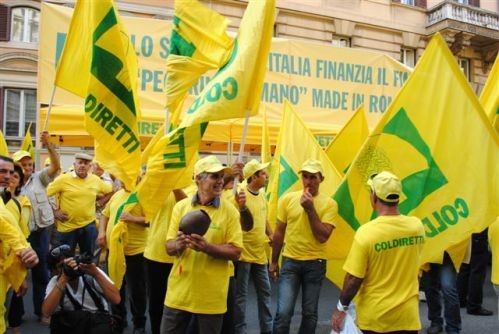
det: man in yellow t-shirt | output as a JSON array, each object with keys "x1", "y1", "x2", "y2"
[
  {"x1": 331, "y1": 171, "x2": 425, "y2": 334},
  {"x1": 270, "y1": 159, "x2": 337, "y2": 334},
  {"x1": 98, "y1": 186, "x2": 148, "y2": 333},
  {"x1": 232, "y1": 159, "x2": 273, "y2": 334},
  {"x1": 47, "y1": 153, "x2": 112, "y2": 255},
  {"x1": 161, "y1": 156, "x2": 243, "y2": 334}
]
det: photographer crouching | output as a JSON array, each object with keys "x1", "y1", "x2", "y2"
[{"x1": 42, "y1": 245, "x2": 121, "y2": 334}]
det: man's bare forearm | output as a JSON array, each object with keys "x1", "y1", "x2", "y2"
[{"x1": 339, "y1": 273, "x2": 363, "y2": 305}]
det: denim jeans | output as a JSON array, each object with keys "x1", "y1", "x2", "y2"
[
  {"x1": 273, "y1": 257, "x2": 326, "y2": 334},
  {"x1": 234, "y1": 262, "x2": 273, "y2": 334},
  {"x1": 57, "y1": 222, "x2": 97, "y2": 255},
  {"x1": 423, "y1": 252, "x2": 461, "y2": 333},
  {"x1": 27, "y1": 228, "x2": 49, "y2": 316}
]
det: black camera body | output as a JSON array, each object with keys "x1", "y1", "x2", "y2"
[{"x1": 62, "y1": 252, "x2": 94, "y2": 279}]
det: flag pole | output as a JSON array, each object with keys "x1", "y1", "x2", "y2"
[
  {"x1": 233, "y1": 109, "x2": 251, "y2": 194},
  {"x1": 43, "y1": 86, "x2": 57, "y2": 131}
]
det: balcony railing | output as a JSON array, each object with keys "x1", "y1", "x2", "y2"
[{"x1": 427, "y1": 0, "x2": 499, "y2": 30}]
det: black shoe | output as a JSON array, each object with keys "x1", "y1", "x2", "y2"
[
  {"x1": 467, "y1": 307, "x2": 493, "y2": 316},
  {"x1": 427, "y1": 324, "x2": 443, "y2": 334}
]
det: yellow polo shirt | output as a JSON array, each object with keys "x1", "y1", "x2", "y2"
[
  {"x1": 47, "y1": 173, "x2": 112, "y2": 232},
  {"x1": 230, "y1": 187, "x2": 268, "y2": 264},
  {"x1": 277, "y1": 191, "x2": 337, "y2": 260},
  {"x1": 165, "y1": 196, "x2": 243, "y2": 314},
  {"x1": 102, "y1": 189, "x2": 148, "y2": 256},
  {"x1": 344, "y1": 215, "x2": 424, "y2": 332},
  {"x1": 144, "y1": 192, "x2": 176, "y2": 263}
]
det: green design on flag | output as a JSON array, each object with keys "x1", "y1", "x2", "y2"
[{"x1": 55, "y1": 0, "x2": 141, "y2": 192}]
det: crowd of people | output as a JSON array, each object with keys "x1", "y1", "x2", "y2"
[{"x1": 0, "y1": 131, "x2": 496, "y2": 334}]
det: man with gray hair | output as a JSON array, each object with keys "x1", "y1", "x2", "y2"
[
  {"x1": 161, "y1": 155, "x2": 243, "y2": 334},
  {"x1": 47, "y1": 153, "x2": 112, "y2": 255}
]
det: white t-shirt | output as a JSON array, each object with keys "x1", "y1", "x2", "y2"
[{"x1": 45, "y1": 268, "x2": 113, "y2": 312}]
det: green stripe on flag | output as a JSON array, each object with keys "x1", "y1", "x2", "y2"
[
  {"x1": 334, "y1": 181, "x2": 361, "y2": 231},
  {"x1": 113, "y1": 192, "x2": 139, "y2": 225}
]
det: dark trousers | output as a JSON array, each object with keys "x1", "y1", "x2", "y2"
[
  {"x1": 146, "y1": 259, "x2": 172, "y2": 334},
  {"x1": 112, "y1": 253, "x2": 148, "y2": 329},
  {"x1": 57, "y1": 222, "x2": 97, "y2": 255},
  {"x1": 28, "y1": 228, "x2": 49, "y2": 316},
  {"x1": 457, "y1": 228, "x2": 489, "y2": 312},
  {"x1": 8, "y1": 290, "x2": 24, "y2": 327},
  {"x1": 161, "y1": 306, "x2": 224, "y2": 334}
]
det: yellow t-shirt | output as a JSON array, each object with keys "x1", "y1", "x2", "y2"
[
  {"x1": 0, "y1": 202, "x2": 30, "y2": 271},
  {"x1": 6, "y1": 197, "x2": 30, "y2": 238},
  {"x1": 343, "y1": 215, "x2": 425, "y2": 332},
  {"x1": 488, "y1": 218, "x2": 499, "y2": 285},
  {"x1": 277, "y1": 191, "x2": 337, "y2": 260},
  {"x1": 164, "y1": 197, "x2": 243, "y2": 314},
  {"x1": 47, "y1": 173, "x2": 112, "y2": 232},
  {"x1": 231, "y1": 188, "x2": 268, "y2": 264},
  {"x1": 144, "y1": 192, "x2": 176, "y2": 263},
  {"x1": 102, "y1": 189, "x2": 148, "y2": 256}
]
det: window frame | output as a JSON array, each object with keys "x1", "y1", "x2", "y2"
[
  {"x1": 10, "y1": 6, "x2": 40, "y2": 43},
  {"x1": 458, "y1": 58, "x2": 470, "y2": 81},
  {"x1": 400, "y1": 47, "x2": 416, "y2": 68},
  {"x1": 332, "y1": 35, "x2": 351, "y2": 48},
  {"x1": 2, "y1": 88, "x2": 37, "y2": 139}
]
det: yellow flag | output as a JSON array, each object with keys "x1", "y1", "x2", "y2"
[
  {"x1": 107, "y1": 192, "x2": 138, "y2": 289},
  {"x1": 333, "y1": 33, "x2": 498, "y2": 274},
  {"x1": 55, "y1": 0, "x2": 141, "y2": 191},
  {"x1": 136, "y1": 123, "x2": 207, "y2": 221},
  {"x1": 178, "y1": 0, "x2": 275, "y2": 128},
  {"x1": 166, "y1": 0, "x2": 233, "y2": 126},
  {"x1": 261, "y1": 107, "x2": 272, "y2": 164},
  {"x1": 479, "y1": 55, "x2": 499, "y2": 133},
  {"x1": 0, "y1": 131, "x2": 8, "y2": 156},
  {"x1": 20, "y1": 123, "x2": 34, "y2": 159},
  {"x1": 325, "y1": 106, "x2": 368, "y2": 176},
  {"x1": 266, "y1": 100, "x2": 348, "y2": 285}
]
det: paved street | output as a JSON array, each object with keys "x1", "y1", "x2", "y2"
[{"x1": 8, "y1": 268, "x2": 499, "y2": 333}]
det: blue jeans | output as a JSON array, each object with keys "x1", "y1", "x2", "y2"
[
  {"x1": 273, "y1": 257, "x2": 326, "y2": 334},
  {"x1": 234, "y1": 262, "x2": 273, "y2": 334},
  {"x1": 424, "y1": 252, "x2": 461, "y2": 333},
  {"x1": 57, "y1": 222, "x2": 97, "y2": 255},
  {"x1": 28, "y1": 228, "x2": 49, "y2": 316}
]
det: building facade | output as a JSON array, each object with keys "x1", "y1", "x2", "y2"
[{"x1": 0, "y1": 0, "x2": 497, "y2": 156}]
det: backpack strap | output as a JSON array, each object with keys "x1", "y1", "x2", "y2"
[
  {"x1": 63, "y1": 283, "x2": 83, "y2": 311},
  {"x1": 81, "y1": 275, "x2": 106, "y2": 312},
  {"x1": 10, "y1": 197, "x2": 22, "y2": 214}
]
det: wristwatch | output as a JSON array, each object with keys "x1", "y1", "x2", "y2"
[{"x1": 337, "y1": 300, "x2": 349, "y2": 312}]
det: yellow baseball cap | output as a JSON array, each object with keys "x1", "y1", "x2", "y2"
[
  {"x1": 243, "y1": 159, "x2": 269, "y2": 178},
  {"x1": 44, "y1": 157, "x2": 51, "y2": 166},
  {"x1": 298, "y1": 159, "x2": 324, "y2": 175},
  {"x1": 12, "y1": 150, "x2": 32, "y2": 162},
  {"x1": 367, "y1": 171, "x2": 401, "y2": 203},
  {"x1": 194, "y1": 156, "x2": 232, "y2": 176}
]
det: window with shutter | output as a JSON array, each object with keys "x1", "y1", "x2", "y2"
[{"x1": 0, "y1": 5, "x2": 11, "y2": 42}]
